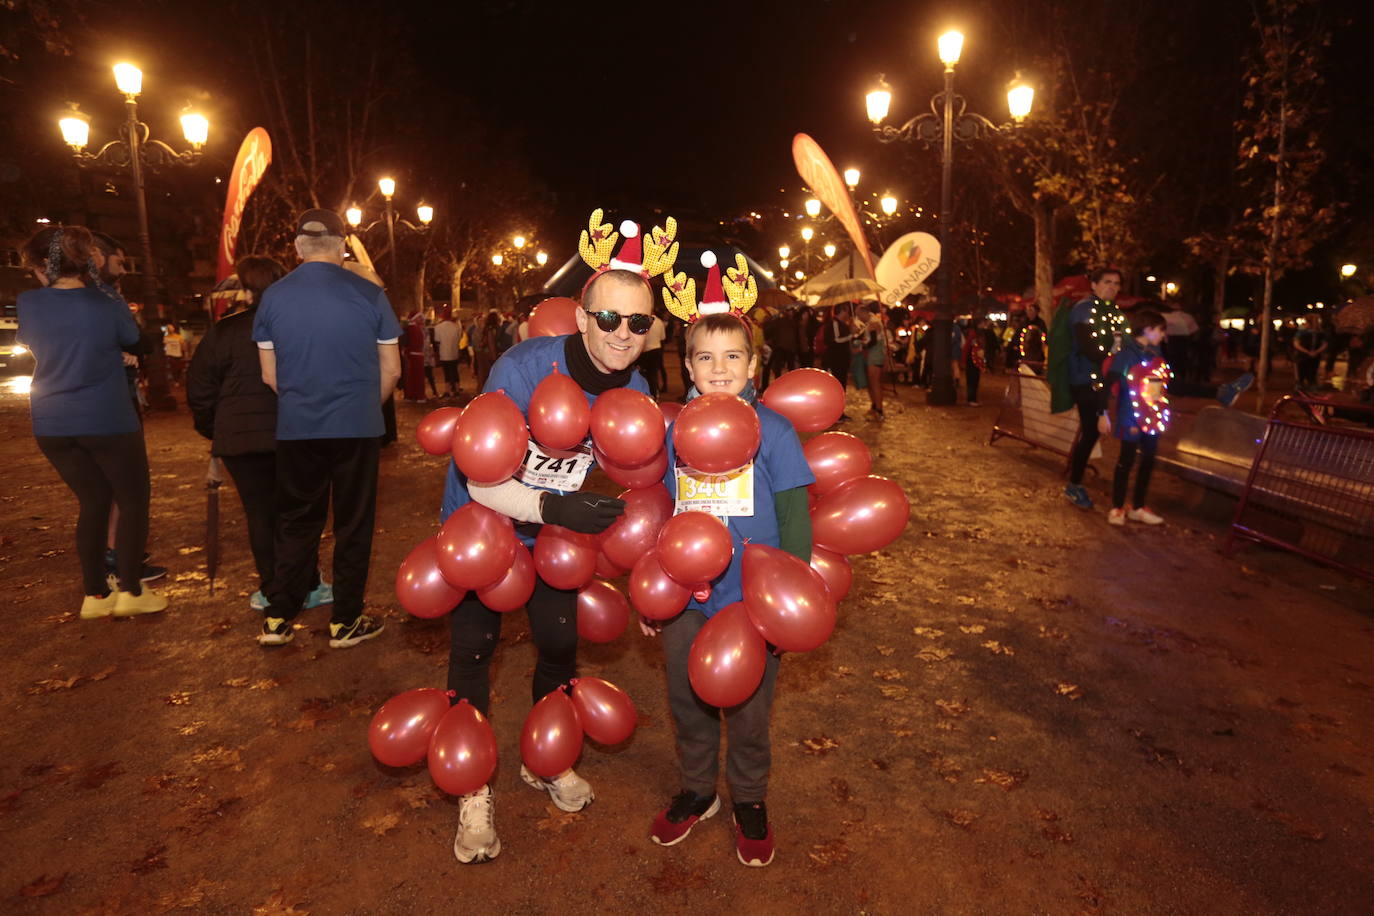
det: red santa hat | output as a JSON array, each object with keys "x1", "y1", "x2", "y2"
[
  {"x1": 609, "y1": 220, "x2": 644, "y2": 273},
  {"x1": 697, "y1": 251, "x2": 729, "y2": 316}
]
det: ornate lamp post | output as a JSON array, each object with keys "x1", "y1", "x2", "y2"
[
  {"x1": 866, "y1": 31, "x2": 1034, "y2": 405},
  {"x1": 346, "y1": 177, "x2": 432, "y2": 286},
  {"x1": 58, "y1": 62, "x2": 208, "y2": 303}
]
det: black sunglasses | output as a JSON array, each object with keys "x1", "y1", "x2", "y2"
[{"x1": 584, "y1": 308, "x2": 654, "y2": 335}]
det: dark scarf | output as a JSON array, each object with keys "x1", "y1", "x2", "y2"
[{"x1": 563, "y1": 333, "x2": 633, "y2": 395}]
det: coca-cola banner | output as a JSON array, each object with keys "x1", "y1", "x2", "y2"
[{"x1": 215, "y1": 127, "x2": 272, "y2": 283}]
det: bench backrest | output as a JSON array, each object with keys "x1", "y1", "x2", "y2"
[{"x1": 1177, "y1": 406, "x2": 1267, "y2": 469}]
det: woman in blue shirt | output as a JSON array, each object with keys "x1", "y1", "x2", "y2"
[{"x1": 17, "y1": 226, "x2": 167, "y2": 619}]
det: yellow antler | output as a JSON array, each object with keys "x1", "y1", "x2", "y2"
[
  {"x1": 578, "y1": 208, "x2": 618, "y2": 271},
  {"x1": 641, "y1": 216, "x2": 680, "y2": 278},
  {"x1": 723, "y1": 253, "x2": 758, "y2": 315},
  {"x1": 661, "y1": 268, "x2": 697, "y2": 323}
]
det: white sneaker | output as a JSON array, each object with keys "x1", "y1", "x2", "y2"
[
  {"x1": 520, "y1": 765, "x2": 595, "y2": 813},
  {"x1": 453, "y1": 785, "x2": 500, "y2": 864},
  {"x1": 1107, "y1": 508, "x2": 1127, "y2": 527},
  {"x1": 1127, "y1": 506, "x2": 1164, "y2": 525}
]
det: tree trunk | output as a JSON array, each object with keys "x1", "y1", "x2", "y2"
[
  {"x1": 1257, "y1": 73, "x2": 1288, "y2": 411},
  {"x1": 413, "y1": 259, "x2": 427, "y2": 319},
  {"x1": 1033, "y1": 200, "x2": 1054, "y2": 316},
  {"x1": 448, "y1": 260, "x2": 466, "y2": 317}
]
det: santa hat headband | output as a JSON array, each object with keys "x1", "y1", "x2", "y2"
[
  {"x1": 662, "y1": 250, "x2": 759, "y2": 325},
  {"x1": 578, "y1": 207, "x2": 679, "y2": 292}
]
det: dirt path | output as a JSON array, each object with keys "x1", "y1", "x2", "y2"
[{"x1": 1, "y1": 378, "x2": 1370, "y2": 915}]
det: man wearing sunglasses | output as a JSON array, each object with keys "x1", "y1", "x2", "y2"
[{"x1": 438, "y1": 266, "x2": 656, "y2": 864}]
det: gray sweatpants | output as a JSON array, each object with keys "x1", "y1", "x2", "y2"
[{"x1": 660, "y1": 608, "x2": 781, "y2": 803}]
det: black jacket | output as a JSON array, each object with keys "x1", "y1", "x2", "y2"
[{"x1": 186, "y1": 307, "x2": 278, "y2": 456}]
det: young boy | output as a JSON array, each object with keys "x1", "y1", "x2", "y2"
[
  {"x1": 646, "y1": 254, "x2": 815, "y2": 867},
  {"x1": 1105, "y1": 308, "x2": 1171, "y2": 526}
]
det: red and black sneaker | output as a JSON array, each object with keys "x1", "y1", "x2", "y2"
[
  {"x1": 650, "y1": 790, "x2": 720, "y2": 847},
  {"x1": 732, "y1": 801, "x2": 775, "y2": 867}
]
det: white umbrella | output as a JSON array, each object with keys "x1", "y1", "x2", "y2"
[{"x1": 1163, "y1": 309, "x2": 1199, "y2": 336}]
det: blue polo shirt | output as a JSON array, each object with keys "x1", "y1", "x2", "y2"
[
  {"x1": 439, "y1": 335, "x2": 651, "y2": 537},
  {"x1": 17, "y1": 286, "x2": 141, "y2": 437},
  {"x1": 252, "y1": 261, "x2": 401, "y2": 439},
  {"x1": 665, "y1": 404, "x2": 815, "y2": 618}
]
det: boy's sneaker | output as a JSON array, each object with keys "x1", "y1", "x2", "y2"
[
  {"x1": 113, "y1": 587, "x2": 168, "y2": 617},
  {"x1": 1127, "y1": 506, "x2": 1165, "y2": 525},
  {"x1": 520, "y1": 765, "x2": 595, "y2": 813},
  {"x1": 650, "y1": 790, "x2": 720, "y2": 847},
  {"x1": 249, "y1": 590, "x2": 268, "y2": 612},
  {"x1": 1063, "y1": 484, "x2": 1094, "y2": 509},
  {"x1": 732, "y1": 801, "x2": 775, "y2": 867},
  {"x1": 258, "y1": 616, "x2": 293, "y2": 646},
  {"x1": 105, "y1": 549, "x2": 167, "y2": 583},
  {"x1": 328, "y1": 615, "x2": 385, "y2": 648},
  {"x1": 1217, "y1": 372, "x2": 1255, "y2": 408},
  {"x1": 80, "y1": 592, "x2": 118, "y2": 620},
  {"x1": 303, "y1": 580, "x2": 334, "y2": 609},
  {"x1": 1107, "y1": 507, "x2": 1127, "y2": 526},
  {"x1": 453, "y1": 784, "x2": 500, "y2": 864}
]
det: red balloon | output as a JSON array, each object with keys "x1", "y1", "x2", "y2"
[
  {"x1": 598, "y1": 485, "x2": 673, "y2": 571},
  {"x1": 594, "y1": 551, "x2": 628, "y2": 578},
  {"x1": 436, "y1": 502, "x2": 518, "y2": 591},
  {"x1": 804, "y1": 432, "x2": 873, "y2": 496},
  {"x1": 672, "y1": 392, "x2": 761, "y2": 473},
  {"x1": 533, "y1": 524, "x2": 599, "y2": 591},
  {"x1": 657, "y1": 510, "x2": 733, "y2": 586},
  {"x1": 527, "y1": 297, "x2": 581, "y2": 337},
  {"x1": 451, "y1": 391, "x2": 530, "y2": 483},
  {"x1": 529, "y1": 372, "x2": 591, "y2": 451},
  {"x1": 476, "y1": 542, "x2": 535, "y2": 612},
  {"x1": 589, "y1": 388, "x2": 665, "y2": 469},
  {"x1": 659, "y1": 401, "x2": 683, "y2": 424},
  {"x1": 809, "y1": 546, "x2": 853, "y2": 601},
  {"x1": 520, "y1": 689, "x2": 584, "y2": 780},
  {"x1": 688, "y1": 602, "x2": 767, "y2": 707},
  {"x1": 397, "y1": 536, "x2": 466, "y2": 618},
  {"x1": 569, "y1": 677, "x2": 637, "y2": 745},
  {"x1": 629, "y1": 549, "x2": 690, "y2": 621},
  {"x1": 760, "y1": 367, "x2": 845, "y2": 433},
  {"x1": 369, "y1": 687, "x2": 452, "y2": 767},
  {"x1": 811, "y1": 475, "x2": 911, "y2": 555},
  {"x1": 594, "y1": 445, "x2": 668, "y2": 489},
  {"x1": 416, "y1": 406, "x2": 464, "y2": 456},
  {"x1": 427, "y1": 700, "x2": 498, "y2": 796},
  {"x1": 741, "y1": 543, "x2": 837, "y2": 652},
  {"x1": 577, "y1": 578, "x2": 630, "y2": 642}
]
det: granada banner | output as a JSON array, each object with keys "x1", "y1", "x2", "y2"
[
  {"x1": 791, "y1": 133, "x2": 875, "y2": 280},
  {"x1": 215, "y1": 127, "x2": 272, "y2": 283},
  {"x1": 876, "y1": 232, "x2": 941, "y2": 304}
]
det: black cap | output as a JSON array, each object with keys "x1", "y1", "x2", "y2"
[{"x1": 295, "y1": 208, "x2": 346, "y2": 238}]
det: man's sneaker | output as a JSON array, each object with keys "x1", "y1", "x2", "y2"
[
  {"x1": 80, "y1": 592, "x2": 117, "y2": 620},
  {"x1": 1063, "y1": 484, "x2": 1094, "y2": 509},
  {"x1": 732, "y1": 801, "x2": 775, "y2": 867},
  {"x1": 650, "y1": 790, "x2": 720, "y2": 846},
  {"x1": 520, "y1": 765, "x2": 595, "y2": 813},
  {"x1": 303, "y1": 580, "x2": 334, "y2": 609},
  {"x1": 453, "y1": 784, "x2": 501, "y2": 864},
  {"x1": 1107, "y1": 507, "x2": 1127, "y2": 527},
  {"x1": 1127, "y1": 506, "x2": 1165, "y2": 525},
  {"x1": 105, "y1": 549, "x2": 167, "y2": 583},
  {"x1": 258, "y1": 616, "x2": 294, "y2": 646},
  {"x1": 328, "y1": 615, "x2": 385, "y2": 648},
  {"x1": 249, "y1": 590, "x2": 268, "y2": 612},
  {"x1": 113, "y1": 587, "x2": 168, "y2": 617},
  {"x1": 1217, "y1": 372, "x2": 1255, "y2": 408}
]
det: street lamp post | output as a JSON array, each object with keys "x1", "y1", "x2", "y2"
[
  {"x1": 346, "y1": 177, "x2": 432, "y2": 287},
  {"x1": 866, "y1": 31, "x2": 1033, "y2": 405},
  {"x1": 58, "y1": 62, "x2": 208, "y2": 304}
]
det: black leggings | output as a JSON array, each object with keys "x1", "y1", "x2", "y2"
[
  {"x1": 221, "y1": 451, "x2": 277, "y2": 590},
  {"x1": 1068, "y1": 384, "x2": 1102, "y2": 485},
  {"x1": 36, "y1": 430, "x2": 150, "y2": 595},
  {"x1": 1112, "y1": 435, "x2": 1159, "y2": 509},
  {"x1": 447, "y1": 575, "x2": 578, "y2": 717}
]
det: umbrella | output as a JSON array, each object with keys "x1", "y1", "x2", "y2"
[
  {"x1": 1163, "y1": 308, "x2": 1200, "y2": 336},
  {"x1": 809, "y1": 277, "x2": 884, "y2": 308},
  {"x1": 206, "y1": 457, "x2": 223, "y2": 594},
  {"x1": 1334, "y1": 296, "x2": 1374, "y2": 333}
]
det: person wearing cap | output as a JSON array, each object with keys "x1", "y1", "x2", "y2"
[{"x1": 251, "y1": 208, "x2": 402, "y2": 649}]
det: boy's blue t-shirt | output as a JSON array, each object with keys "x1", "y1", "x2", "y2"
[
  {"x1": 17, "y1": 286, "x2": 141, "y2": 437},
  {"x1": 251, "y1": 261, "x2": 402, "y2": 440},
  {"x1": 1067, "y1": 297, "x2": 1125, "y2": 386},
  {"x1": 665, "y1": 403, "x2": 815, "y2": 618},
  {"x1": 439, "y1": 334, "x2": 650, "y2": 542},
  {"x1": 1108, "y1": 336, "x2": 1168, "y2": 443}
]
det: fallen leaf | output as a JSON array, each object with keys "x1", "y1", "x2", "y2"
[
  {"x1": 975, "y1": 768, "x2": 1028, "y2": 790},
  {"x1": 206, "y1": 619, "x2": 233, "y2": 637},
  {"x1": 1042, "y1": 825, "x2": 1074, "y2": 844},
  {"x1": 935, "y1": 699, "x2": 969, "y2": 717},
  {"x1": 177, "y1": 721, "x2": 207, "y2": 737},
  {"x1": 801, "y1": 735, "x2": 840, "y2": 755},
  {"x1": 932, "y1": 758, "x2": 962, "y2": 783},
  {"x1": 251, "y1": 889, "x2": 309, "y2": 915},
  {"x1": 250, "y1": 678, "x2": 283, "y2": 691},
  {"x1": 912, "y1": 627, "x2": 944, "y2": 639},
  {"x1": 154, "y1": 876, "x2": 219, "y2": 910},
  {"x1": 165, "y1": 692, "x2": 194, "y2": 706},
  {"x1": 807, "y1": 838, "x2": 852, "y2": 868},
  {"x1": 872, "y1": 668, "x2": 904, "y2": 681},
  {"x1": 536, "y1": 803, "x2": 583, "y2": 832},
  {"x1": 18, "y1": 873, "x2": 66, "y2": 897},
  {"x1": 394, "y1": 783, "x2": 438, "y2": 809},
  {"x1": 189, "y1": 746, "x2": 243, "y2": 771},
  {"x1": 27, "y1": 675, "x2": 81, "y2": 694},
  {"x1": 222, "y1": 677, "x2": 251, "y2": 688},
  {"x1": 878, "y1": 685, "x2": 909, "y2": 700},
  {"x1": 875, "y1": 645, "x2": 896, "y2": 656},
  {"x1": 916, "y1": 646, "x2": 953, "y2": 662},
  {"x1": 361, "y1": 812, "x2": 401, "y2": 836},
  {"x1": 1056, "y1": 683, "x2": 1084, "y2": 700},
  {"x1": 955, "y1": 595, "x2": 976, "y2": 605},
  {"x1": 981, "y1": 640, "x2": 1015, "y2": 655},
  {"x1": 178, "y1": 545, "x2": 203, "y2": 555},
  {"x1": 1038, "y1": 625, "x2": 1069, "y2": 640},
  {"x1": 832, "y1": 666, "x2": 855, "y2": 678},
  {"x1": 829, "y1": 778, "x2": 853, "y2": 802},
  {"x1": 131, "y1": 844, "x2": 169, "y2": 874},
  {"x1": 946, "y1": 809, "x2": 978, "y2": 828},
  {"x1": 959, "y1": 624, "x2": 986, "y2": 634}
]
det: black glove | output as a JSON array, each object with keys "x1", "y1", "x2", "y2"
[{"x1": 540, "y1": 492, "x2": 626, "y2": 534}]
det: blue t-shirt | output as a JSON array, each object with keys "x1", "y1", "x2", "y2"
[
  {"x1": 1068, "y1": 297, "x2": 1124, "y2": 386},
  {"x1": 17, "y1": 286, "x2": 141, "y2": 437},
  {"x1": 252, "y1": 262, "x2": 401, "y2": 439},
  {"x1": 665, "y1": 403, "x2": 815, "y2": 618},
  {"x1": 439, "y1": 335, "x2": 651, "y2": 540}
]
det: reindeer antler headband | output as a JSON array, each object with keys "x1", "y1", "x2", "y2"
[
  {"x1": 577, "y1": 208, "x2": 680, "y2": 290},
  {"x1": 662, "y1": 250, "x2": 758, "y2": 325}
]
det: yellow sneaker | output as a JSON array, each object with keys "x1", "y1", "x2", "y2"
[
  {"x1": 80, "y1": 592, "x2": 118, "y2": 619},
  {"x1": 113, "y1": 587, "x2": 168, "y2": 616}
]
